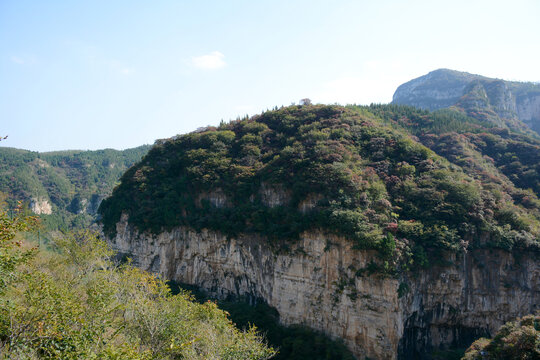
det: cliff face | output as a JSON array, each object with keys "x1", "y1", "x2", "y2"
[
  {"x1": 392, "y1": 69, "x2": 540, "y2": 134},
  {"x1": 110, "y1": 214, "x2": 539, "y2": 360},
  {"x1": 392, "y1": 69, "x2": 483, "y2": 111},
  {"x1": 517, "y1": 93, "x2": 540, "y2": 133}
]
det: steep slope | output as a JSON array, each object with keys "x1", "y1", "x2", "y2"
[
  {"x1": 392, "y1": 69, "x2": 540, "y2": 134},
  {"x1": 0, "y1": 145, "x2": 150, "y2": 230},
  {"x1": 100, "y1": 105, "x2": 540, "y2": 359},
  {"x1": 369, "y1": 105, "x2": 540, "y2": 201},
  {"x1": 392, "y1": 69, "x2": 485, "y2": 111}
]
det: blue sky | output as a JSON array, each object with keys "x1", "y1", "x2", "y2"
[{"x1": 2, "y1": 0, "x2": 540, "y2": 151}]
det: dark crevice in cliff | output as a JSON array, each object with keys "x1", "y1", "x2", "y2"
[{"x1": 398, "y1": 310, "x2": 489, "y2": 359}]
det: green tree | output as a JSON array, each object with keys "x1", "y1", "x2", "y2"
[
  {"x1": 463, "y1": 313, "x2": 539, "y2": 359},
  {"x1": 0, "y1": 227, "x2": 275, "y2": 359}
]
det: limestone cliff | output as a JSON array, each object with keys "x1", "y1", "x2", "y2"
[
  {"x1": 516, "y1": 92, "x2": 540, "y2": 133},
  {"x1": 392, "y1": 69, "x2": 483, "y2": 111},
  {"x1": 392, "y1": 69, "x2": 540, "y2": 134},
  {"x1": 109, "y1": 214, "x2": 539, "y2": 360}
]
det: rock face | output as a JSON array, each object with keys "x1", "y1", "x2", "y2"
[
  {"x1": 516, "y1": 93, "x2": 540, "y2": 133},
  {"x1": 68, "y1": 194, "x2": 106, "y2": 215},
  {"x1": 392, "y1": 69, "x2": 540, "y2": 134},
  {"x1": 260, "y1": 182, "x2": 291, "y2": 208},
  {"x1": 197, "y1": 189, "x2": 229, "y2": 208},
  {"x1": 392, "y1": 69, "x2": 483, "y2": 111},
  {"x1": 30, "y1": 197, "x2": 52, "y2": 215},
  {"x1": 110, "y1": 214, "x2": 539, "y2": 360}
]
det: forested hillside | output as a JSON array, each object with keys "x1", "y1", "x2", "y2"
[
  {"x1": 0, "y1": 145, "x2": 150, "y2": 230},
  {"x1": 98, "y1": 103, "x2": 540, "y2": 358},
  {"x1": 100, "y1": 104, "x2": 540, "y2": 273}
]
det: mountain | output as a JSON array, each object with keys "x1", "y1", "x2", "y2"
[
  {"x1": 0, "y1": 145, "x2": 150, "y2": 230},
  {"x1": 392, "y1": 69, "x2": 540, "y2": 134},
  {"x1": 99, "y1": 104, "x2": 540, "y2": 359}
]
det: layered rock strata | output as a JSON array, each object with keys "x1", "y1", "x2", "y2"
[{"x1": 110, "y1": 214, "x2": 539, "y2": 359}]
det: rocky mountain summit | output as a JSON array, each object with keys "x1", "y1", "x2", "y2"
[{"x1": 392, "y1": 69, "x2": 540, "y2": 134}]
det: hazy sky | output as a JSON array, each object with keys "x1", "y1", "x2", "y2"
[{"x1": 2, "y1": 0, "x2": 540, "y2": 151}]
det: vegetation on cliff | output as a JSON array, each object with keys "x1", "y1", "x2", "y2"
[
  {"x1": 99, "y1": 104, "x2": 540, "y2": 270},
  {"x1": 370, "y1": 104, "x2": 540, "y2": 203},
  {"x1": 462, "y1": 313, "x2": 539, "y2": 359},
  {"x1": 0, "y1": 209, "x2": 274, "y2": 359}
]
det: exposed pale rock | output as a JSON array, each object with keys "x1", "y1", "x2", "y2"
[
  {"x1": 110, "y1": 215, "x2": 539, "y2": 359},
  {"x1": 298, "y1": 194, "x2": 323, "y2": 213},
  {"x1": 392, "y1": 69, "x2": 540, "y2": 133},
  {"x1": 30, "y1": 197, "x2": 52, "y2": 215},
  {"x1": 196, "y1": 188, "x2": 229, "y2": 208},
  {"x1": 517, "y1": 94, "x2": 540, "y2": 131},
  {"x1": 260, "y1": 182, "x2": 291, "y2": 207},
  {"x1": 88, "y1": 194, "x2": 106, "y2": 215}
]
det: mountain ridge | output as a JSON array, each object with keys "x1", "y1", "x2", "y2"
[
  {"x1": 392, "y1": 69, "x2": 540, "y2": 134},
  {"x1": 0, "y1": 144, "x2": 151, "y2": 230}
]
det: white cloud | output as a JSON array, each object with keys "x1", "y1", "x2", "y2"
[
  {"x1": 120, "y1": 67, "x2": 134, "y2": 75},
  {"x1": 10, "y1": 55, "x2": 37, "y2": 65},
  {"x1": 191, "y1": 51, "x2": 226, "y2": 70},
  {"x1": 105, "y1": 59, "x2": 135, "y2": 76},
  {"x1": 11, "y1": 56, "x2": 25, "y2": 64}
]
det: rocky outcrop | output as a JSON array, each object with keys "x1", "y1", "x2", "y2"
[
  {"x1": 260, "y1": 182, "x2": 291, "y2": 207},
  {"x1": 392, "y1": 69, "x2": 484, "y2": 111},
  {"x1": 109, "y1": 214, "x2": 539, "y2": 360},
  {"x1": 30, "y1": 197, "x2": 52, "y2": 215},
  {"x1": 87, "y1": 194, "x2": 106, "y2": 215},
  {"x1": 516, "y1": 93, "x2": 540, "y2": 132},
  {"x1": 68, "y1": 194, "x2": 106, "y2": 215},
  {"x1": 197, "y1": 189, "x2": 229, "y2": 208},
  {"x1": 298, "y1": 194, "x2": 323, "y2": 214},
  {"x1": 392, "y1": 69, "x2": 540, "y2": 134}
]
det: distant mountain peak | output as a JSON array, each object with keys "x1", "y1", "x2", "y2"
[{"x1": 392, "y1": 69, "x2": 540, "y2": 134}]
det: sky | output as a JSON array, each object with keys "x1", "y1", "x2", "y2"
[{"x1": 1, "y1": 0, "x2": 540, "y2": 152}]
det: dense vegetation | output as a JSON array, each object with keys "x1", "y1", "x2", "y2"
[
  {"x1": 100, "y1": 104, "x2": 540, "y2": 271},
  {"x1": 463, "y1": 313, "x2": 539, "y2": 359},
  {"x1": 0, "y1": 209, "x2": 274, "y2": 359},
  {"x1": 0, "y1": 145, "x2": 150, "y2": 231},
  {"x1": 369, "y1": 104, "x2": 540, "y2": 200}
]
